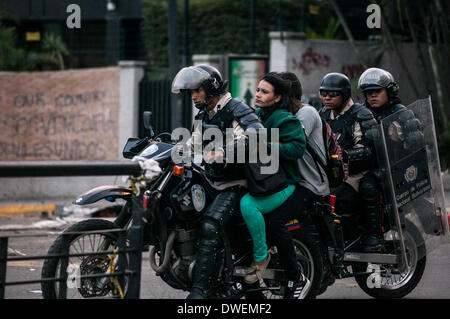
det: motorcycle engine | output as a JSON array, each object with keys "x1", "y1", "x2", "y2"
[{"x1": 170, "y1": 228, "x2": 198, "y2": 285}]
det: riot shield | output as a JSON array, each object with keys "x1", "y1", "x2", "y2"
[{"x1": 373, "y1": 98, "x2": 449, "y2": 270}]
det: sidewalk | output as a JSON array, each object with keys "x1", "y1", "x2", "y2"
[
  {"x1": 0, "y1": 197, "x2": 121, "y2": 219},
  {"x1": 0, "y1": 198, "x2": 121, "y2": 232}
]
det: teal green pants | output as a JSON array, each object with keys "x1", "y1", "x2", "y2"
[{"x1": 240, "y1": 184, "x2": 296, "y2": 262}]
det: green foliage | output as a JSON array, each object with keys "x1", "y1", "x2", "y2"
[
  {"x1": 141, "y1": 0, "x2": 168, "y2": 68},
  {"x1": 21, "y1": 33, "x2": 70, "y2": 71},
  {"x1": 0, "y1": 5, "x2": 69, "y2": 71},
  {"x1": 0, "y1": 22, "x2": 26, "y2": 71},
  {"x1": 306, "y1": 17, "x2": 342, "y2": 39},
  {"x1": 42, "y1": 33, "x2": 69, "y2": 70},
  {"x1": 0, "y1": 4, "x2": 23, "y2": 70},
  {"x1": 141, "y1": 0, "x2": 341, "y2": 68},
  {"x1": 0, "y1": 4, "x2": 26, "y2": 71}
]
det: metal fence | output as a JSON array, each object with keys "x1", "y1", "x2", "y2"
[
  {"x1": 0, "y1": 162, "x2": 144, "y2": 299},
  {"x1": 138, "y1": 69, "x2": 192, "y2": 138}
]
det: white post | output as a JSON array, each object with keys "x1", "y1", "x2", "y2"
[{"x1": 118, "y1": 61, "x2": 147, "y2": 160}]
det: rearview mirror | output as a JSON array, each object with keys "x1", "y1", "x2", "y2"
[{"x1": 143, "y1": 111, "x2": 155, "y2": 138}]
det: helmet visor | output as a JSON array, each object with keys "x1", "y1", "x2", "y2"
[
  {"x1": 171, "y1": 67, "x2": 211, "y2": 93},
  {"x1": 360, "y1": 84, "x2": 384, "y2": 92}
]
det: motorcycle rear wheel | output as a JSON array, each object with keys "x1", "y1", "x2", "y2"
[
  {"x1": 254, "y1": 229, "x2": 323, "y2": 299},
  {"x1": 41, "y1": 219, "x2": 123, "y2": 299},
  {"x1": 353, "y1": 222, "x2": 426, "y2": 299}
]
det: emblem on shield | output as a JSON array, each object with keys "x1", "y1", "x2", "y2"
[
  {"x1": 404, "y1": 164, "x2": 418, "y2": 184},
  {"x1": 191, "y1": 184, "x2": 206, "y2": 212}
]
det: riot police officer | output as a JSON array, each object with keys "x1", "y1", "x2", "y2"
[
  {"x1": 358, "y1": 68, "x2": 424, "y2": 251},
  {"x1": 171, "y1": 64, "x2": 263, "y2": 298},
  {"x1": 318, "y1": 72, "x2": 380, "y2": 252}
]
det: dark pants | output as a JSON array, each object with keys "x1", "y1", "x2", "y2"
[
  {"x1": 331, "y1": 182, "x2": 361, "y2": 215},
  {"x1": 358, "y1": 172, "x2": 383, "y2": 240},
  {"x1": 188, "y1": 189, "x2": 244, "y2": 299},
  {"x1": 264, "y1": 185, "x2": 321, "y2": 281},
  {"x1": 333, "y1": 174, "x2": 383, "y2": 250}
]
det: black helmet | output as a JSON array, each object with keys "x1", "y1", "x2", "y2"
[
  {"x1": 319, "y1": 72, "x2": 351, "y2": 101},
  {"x1": 171, "y1": 64, "x2": 227, "y2": 97},
  {"x1": 358, "y1": 68, "x2": 399, "y2": 98}
]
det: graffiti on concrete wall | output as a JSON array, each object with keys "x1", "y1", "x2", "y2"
[
  {"x1": 341, "y1": 63, "x2": 365, "y2": 80},
  {"x1": 292, "y1": 47, "x2": 331, "y2": 75},
  {"x1": 291, "y1": 47, "x2": 364, "y2": 80},
  {"x1": 0, "y1": 67, "x2": 120, "y2": 161}
]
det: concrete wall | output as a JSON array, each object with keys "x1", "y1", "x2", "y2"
[
  {"x1": 0, "y1": 61, "x2": 147, "y2": 202},
  {"x1": 269, "y1": 32, "x2": 432, "y2": 105}
]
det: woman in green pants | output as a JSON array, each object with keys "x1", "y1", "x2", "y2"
[{"x1": 241, "y1": 72, "x2": 306, "y2": 284}]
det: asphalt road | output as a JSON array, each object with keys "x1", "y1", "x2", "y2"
[{"x1": 1, "y1": 216, "x2": 449, "y2": 300}]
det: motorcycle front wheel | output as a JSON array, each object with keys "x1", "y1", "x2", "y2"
[{"x1": 41, "y1": 219, "x2": 125, "y2": 299}]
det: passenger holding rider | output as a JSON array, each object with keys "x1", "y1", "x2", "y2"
[
  {"x1": 357, "y1": 68, "x2": 424, "y2": 251},
  {"x1": 260, "y1": 71, "x2": 330, "y2": 298},
  {"x1": 171, "y1": 64, "x2": 264, "y2": 299},
  {"x1": 318, "y1": 73, "x2": 380, "y2": 252},
  {"x1": 239, "y1": 72, "x2": 310, "y2": 298}
]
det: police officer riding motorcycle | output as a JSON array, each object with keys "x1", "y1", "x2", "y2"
[
  {"x1": 358, "y1": 68, "x2": 425, "y2": 251},
  {"x1": 318, "y1": 73, "x2": 380, "y2": 252},
  {"x1": 171, "y1": 64, "x2": 263, "y2": 299}
]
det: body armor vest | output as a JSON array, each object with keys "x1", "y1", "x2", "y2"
[
  {"x1": 320, "y1": 103, "x2": 378, "y2": 174},
  {"x1": 195, "y1": 98, "x2": 262, "y2": 147},
  {"x1": 369, "y1": 103, "x2": 405, "y2": 123},
  {"x1": 194, "y1": 98, "x2": 263, "y2": 181},
  {"x1": 319, "y1": 103, "x2": 372, "y2": 150}
]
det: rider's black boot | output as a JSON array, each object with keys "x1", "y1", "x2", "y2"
[
  {"x1": 361, "y1": 204, "x2": 383, "y2": 252},
  {"x1": 187, "y1": 191, "x2": 240, "y2": 299},
  {"x1": 187, "y1": 240, "x2": 219, "y2": 299}
]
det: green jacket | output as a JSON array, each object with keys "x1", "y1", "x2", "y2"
[{"x1": 256, "y1": 107, "x2": 306, "y2": 184}]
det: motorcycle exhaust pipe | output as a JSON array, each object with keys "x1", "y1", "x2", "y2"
[{"x1": 149, "y1": 231, "x2": 176, "y2": 274}]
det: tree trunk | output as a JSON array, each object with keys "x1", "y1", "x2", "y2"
[
  {"x1": 432, "y1": 0, "x2": 450, "y2": 121},
  {"x1": 377, "y1": 2, "x2": 420, "y2": 97},
  {"x1": 328, "y1": 0, "x2": 368, "y2": 69},
  {"x1": 58, "y1": 52, "x2": 64, "y2": 70},
  {"x1": 424, "y1": 16, "x2": 448, "y2": 128},
  {"x1": 404, "y1": 5, "x2": 431, "y2": 95}
]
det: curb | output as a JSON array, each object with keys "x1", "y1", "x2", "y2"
[{"x1": 0, "y1": 204, "x2": 56, "y2": 218}]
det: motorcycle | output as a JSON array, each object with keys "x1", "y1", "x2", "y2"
[
  {"x1": 40, "y1": 111, "x2": 323, "y2": 299},
  {"x1": 41, "y1": 99, "x2": 449, "y2": 299}
]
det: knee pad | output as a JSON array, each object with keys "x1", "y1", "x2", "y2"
[
  {"x1": 206, "y1": 191, "x2": 241, "y2": 225},
  {"x1": 197, "y1": 218, "x2": 221, "y2": 246}
]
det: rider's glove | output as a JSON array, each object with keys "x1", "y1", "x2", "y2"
[
  {"x1": 132, "y1": 156, "x2": 162, "y2": 184},
  {"x1": 203, "y1": 148, "x2": 225, "y2": 164}
]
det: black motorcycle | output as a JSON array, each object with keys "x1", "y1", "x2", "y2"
[
  {"x1": 42, "y1": 104, "x2": 447, "y2": 299},
  {"x1": 40, "y1": 112, "x2": 323, "y2": 299}
]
